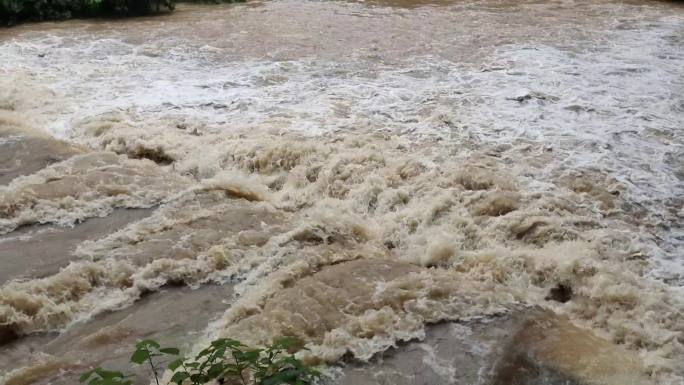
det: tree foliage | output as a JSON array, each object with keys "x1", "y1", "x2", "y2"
[
  {"x1": 0, "y1": 0, "x2": 247, "y2": 25},
  {"x1": 0, "y1": 0, "x2": 174, "y2": 25}
]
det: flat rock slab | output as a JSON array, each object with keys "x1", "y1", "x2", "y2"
[
  {"x1": 0, "y1": 151, "x2": 192, "y2": 234},
  {"x1": 338, "y1": 309, "x2": 650, "y2": 385},
  {"x1": 0, "y1": 208, "x2": 153, "y2": 284},
  {"x1": 339, "y1": 319, "x2": 505, "y2": 385},
  {"x1": 0, "y1": 284, "x2": 234, "y2": 385},
  {"x1": 0, "y1": 120, "x2": 83, "y2": 186}
]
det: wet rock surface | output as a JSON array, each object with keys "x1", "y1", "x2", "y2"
[
  {"x1": 338, "y1": 309, "x2": 650, "y2": 385},
  {"x1": 0, "y1": 121, "x2": 666, "y2": 385},
  {"x1": 0, "y1": 125, "x2": 663, "y2": 385},
  {"x1": 1, "y1": 284, "x2": 234, "y2": 385},
  {"x1": 0, "y1": 208, "x2": 152, "y2": 284},
  {"x1": 0, "y1": 121, "x2": 82, "y2": 186},
  {"x1": 0, "y1": 126, "x2": 240, "y2": 385},
  {"x1": 0, "y1": 151, "x2": 192, "y2": 234}
]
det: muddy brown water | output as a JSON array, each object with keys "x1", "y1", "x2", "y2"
[{"x1": 1, "y1": 0, "x2": 683, "y2": 384}]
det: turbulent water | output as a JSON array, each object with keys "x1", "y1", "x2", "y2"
[{"x1": 0, "y1": 0, "x2": 683, "y2": 384}]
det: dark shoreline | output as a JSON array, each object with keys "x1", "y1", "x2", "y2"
[{"x1": 0, "y1": 0, "x2": 246, "y2": 27}]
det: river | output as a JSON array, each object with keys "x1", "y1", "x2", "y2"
[{"x1": 0, "y1": 0, "x2": 683, "y2": 384}]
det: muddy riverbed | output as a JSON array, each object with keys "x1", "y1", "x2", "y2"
[{"x1": 1, "y1": 0, "x2": 683, "y2": 384}]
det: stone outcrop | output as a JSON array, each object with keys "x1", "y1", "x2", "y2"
[{"x1": 339, "y1": 309, "x2": 650, "y2": 385}]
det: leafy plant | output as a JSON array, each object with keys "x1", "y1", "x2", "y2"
[
  {"x1": 80, "y1": 337, "x2": 320, "y2": 385},
  {"x1": 131, "y1": 339, "x2": 181, "y2": 385}
]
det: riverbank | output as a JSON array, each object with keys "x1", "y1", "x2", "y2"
[{"x1": 0, "y1": 0, "x2": 244, "y2": 26}]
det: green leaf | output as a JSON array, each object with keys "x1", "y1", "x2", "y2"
[
  {"x1": 94, "y1": 368, "x2": 126, "y2": 380},
  {"x1": 159, "y1": 347, "x2": 180, "y2": 355},
  {"x1": 190, "y1": 373, "x2": 208, "y2": 383},
  {"x1": 196, "y1": 347, "x2": 212, "y2": 358},
  {"x1": 135, "y1": 339, "x2": 160, "y2": 349},
  {"x1": 211, "y1": 338, "x2": 244, "y2": 349},
  {"x1": 167, "y1": 358, "x2": 184, "y2": 371},
  {"x1": 207, "y1": 363, "x2": 225, "y2": 378},
  {"x1": 274, "y1": 356, "x2": 303, "y2": 369},
  {"x1": 211, "y1": 346, "x2": 227, "y2": 361},
  {"x1": 220, "y1": 364, "x2": 240, "y2": 376},
  {"x1": 79, "y1": 369, "x2": 95, "y2": 383},
  {"x1": 234, "y1": 349, "x2": 260, "y2": 364},
  {"x1": 130, "y1": 349, "x2": 150, "y2": 364},
  {"x1": 261, "y1": 368, "x2": 300, "y2": 385},
  {"x1": 170, "y1": 372, "x2": 189, "y2": 385}
]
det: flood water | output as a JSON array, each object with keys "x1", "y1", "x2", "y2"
[{"x1": 0, "y1": 0, "x2": 683, "y2": 384}]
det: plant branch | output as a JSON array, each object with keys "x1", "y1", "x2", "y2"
[{"x1": 147, "y1": 350, "x2": 160, "y2": 385}]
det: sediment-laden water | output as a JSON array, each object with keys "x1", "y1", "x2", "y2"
[{"x1": 0, "y1": 0, "x2": 683, "y2": 384}]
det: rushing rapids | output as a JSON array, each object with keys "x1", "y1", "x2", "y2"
[{"x1": 0, "y1": 0, "x2": 683, "y2": 384}]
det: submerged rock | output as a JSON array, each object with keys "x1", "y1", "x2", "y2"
[
  {"x1": 0, "y1": 208, "x2": 152, "y2": 284},
  {"x1": 0, "y1": 284, "x2": 234, "y2": 385},
  {"x1": 0, "y1": 119, "x2": 82, "y2": 186},
  {"x1": 338, "y1": 309, "x2": 650, "y2": 385},
  {"x1": 492, "y1": 310, "x2": 649, "y2": 385}
]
